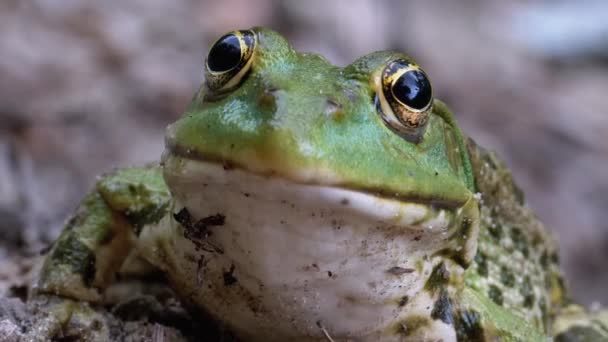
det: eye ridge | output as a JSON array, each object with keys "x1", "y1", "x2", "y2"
[{"x1": 205, "y1": 29, "x2": 256, "y2": 92}]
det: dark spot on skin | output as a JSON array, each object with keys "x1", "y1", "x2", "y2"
[
  {"x1": 312, "y1": 263, "x2": 319, "y2": 271},
  {"x1": 510, "y1": 227, "x2": 529, "y2": 258},
  {"x1": 242, "y1": 192, "x2": 250, "y2": 197},
  {"x1": 500, "y1": 266, "x2": 515, "y2": 287},
  {"x1": 258, "y1": 89, "x2": 277, "y2": 111},
  {"x1": 174, "y1": 208, "x2": 225, "y2": 254},
  {"x1": 223, "y1": 263, "x2": 237, "y2": 286},
  {"x1": 539, "y1": 298, "x2": 548, "y2": 331},
  {"x1": 454, "y1": 310, "x2": 484, "y2": 341},
  {"x1": 474, "y1": 252, "x2": 488, "y2": 277},
  {"x1": 126, "y1": 200, "x2": 170, "y2": 235},
  {"x1": 398, "y1": 295, "x2": 409, "y2": 307},
  {"x1": 327, "y1": 271, "x2": 333, "y2": 277},
  {"x1": 49, "y1": 232, "x2": 96, "y2": 287},
  {"x1": 413, "y1": 235, "x2": 422, "y2": 241},
  {"x1": 540, "y1": 251, "x2": 549, "y2": 268},
  {"x1": 434, "y1": 248, "x2": 466, "y2": 266},
  {"x1": 520, "y1": 275, "x2": 535, "y2": 308},
  {"x1": 431, "y1": 289, "x2": 453, "y2": 324},
  {"x1": 387, "y1": 266, "x2": 415, "y2": 276},
  {"x1": 531, "y1": 231, "x2": 543, "y2": 247},
  {"x1": 340, "y1": 198, "x2": 349, "y2": 205},
  {"x1": 425, "y1": 262, "x2": 450, "y2": 292},
  {"x1": 434, "y1": 217, "x2": 474, "y2": 268},
  {"x1": 555, "y1": 275, "x2": 566, "y2": 295},
  {"x1": 488, "y1": 285, "x2": 503, "y2": 306},
  {"x1": 555, "y1": 326, "x2": 606, "y2": 342},
  {"x1": 488, "y1": 222, "x2": 503, "y2": 241},
  {"x1": 128, "y1": 184, "x2": 137, "y2": 194}
]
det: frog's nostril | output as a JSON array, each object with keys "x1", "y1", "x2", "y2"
[
  {"x1": 258, "y1": 88, "x2": 279, "y2": 110},
  {"x1": 324, "y1": 99, "x2": 344, "y2": 120}
]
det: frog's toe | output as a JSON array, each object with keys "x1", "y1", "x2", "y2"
[{"x1": 24, "y1": 295, "x2": 110, "y2": 342}]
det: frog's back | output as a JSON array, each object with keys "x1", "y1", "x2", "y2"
[{"x1": 465, "y1": 139, "x2": 608, "y2": 340}]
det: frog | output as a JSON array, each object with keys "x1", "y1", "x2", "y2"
[{"x1": 25, "y1": 27, "x2": 608, "y2": 341}]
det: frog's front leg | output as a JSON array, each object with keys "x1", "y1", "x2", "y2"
[{"x1": 27, "y1": 166, "x2": 171, "y2": 341}]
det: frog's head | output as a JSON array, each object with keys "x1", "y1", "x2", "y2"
[{"x1": 162, "y1": 28, "x2": 480, "y2": 338}]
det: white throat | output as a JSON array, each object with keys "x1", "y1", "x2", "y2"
[{"x1": 156, "y1": 157, "x2": 460, "y2": 341}]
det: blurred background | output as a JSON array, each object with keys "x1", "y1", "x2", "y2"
[{"x1": 0, "y1": 0, "x2": 606, "y2": 306}]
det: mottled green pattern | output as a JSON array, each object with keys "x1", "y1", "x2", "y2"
[
  {"x1": 38, "y1": 191, "x2": 113, "y2": 293},
  {"x1": 97, "y1": 166, "x2": 171, "y2": 233},
  {"x1": 465, "y1": 139, "x2": 565, "y2": 334}
]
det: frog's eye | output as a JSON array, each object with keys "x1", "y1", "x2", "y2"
[
  {"x1": 376, "y1": 59, "x2": 433, "y2": 143},
  {"x1": 205, "y1": 30, "x2": 256, "y2": 92}
]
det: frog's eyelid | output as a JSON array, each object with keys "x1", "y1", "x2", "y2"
[
  {"x1": 375, "y1": 94, "x2": 426, "y2": 144},
  {"x1": 205, "y1": 30, "x2": 257, "y2": 92}
]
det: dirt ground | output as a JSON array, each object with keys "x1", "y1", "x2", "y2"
[{"x1": 1, "y1": 0, "x2": 607, "y2": 339}]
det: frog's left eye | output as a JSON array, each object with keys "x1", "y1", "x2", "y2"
[
  {"x1": 205, "y1": 30, "x2": 256, "y2": 92},
  {"x1": 376, "y1": 59, "x2": 433, "y2": 142}
]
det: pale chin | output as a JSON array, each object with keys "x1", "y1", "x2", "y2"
[{"x1": 160, "y1": 155, "x2": 459, "y2": 341}]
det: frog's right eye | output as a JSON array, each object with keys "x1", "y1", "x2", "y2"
[
  {"x1": 375, "y1": 59, "x2": 433, "y2": 143},
  {"x1": 205, "y1": 30, "x2": 256, "y2": 92}
]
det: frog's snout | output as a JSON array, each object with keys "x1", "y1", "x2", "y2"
[{"x1": 257, "y1": 81, "x2": 345, "y2": 120}]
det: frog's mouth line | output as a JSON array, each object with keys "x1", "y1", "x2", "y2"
[
  {"x1": 163, "y1": 152, "x2": 449, "y2": 227},
  {"x1": 161, "y1": 149, "x2": 480, "y2": 267},
  {"x1": 163, "y1": 143, "x2": 470, "y2": 210}
]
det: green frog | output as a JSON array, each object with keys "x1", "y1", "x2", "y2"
[{"x1": 27, "y1": 28, "x2": 607, "y2": 341}]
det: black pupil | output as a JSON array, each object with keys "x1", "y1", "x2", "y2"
[
  {"x1": 207, "y1": 34, "x2": 242, "y2": 72},
  {"x1": 393, "y1": 70, "x2": 432, "y2": 110}
]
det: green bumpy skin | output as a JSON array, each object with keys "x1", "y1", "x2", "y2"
[
  {"x1": 30, "y1": 166, "x2": 171, "y2": 341},
  {"x1": 30, "y1": 27, "x2": 607, "y2": 341}
]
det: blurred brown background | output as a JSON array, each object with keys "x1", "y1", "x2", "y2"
[{"x1": 0, "y1": 0, "x2": 607, "y2": 305}]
